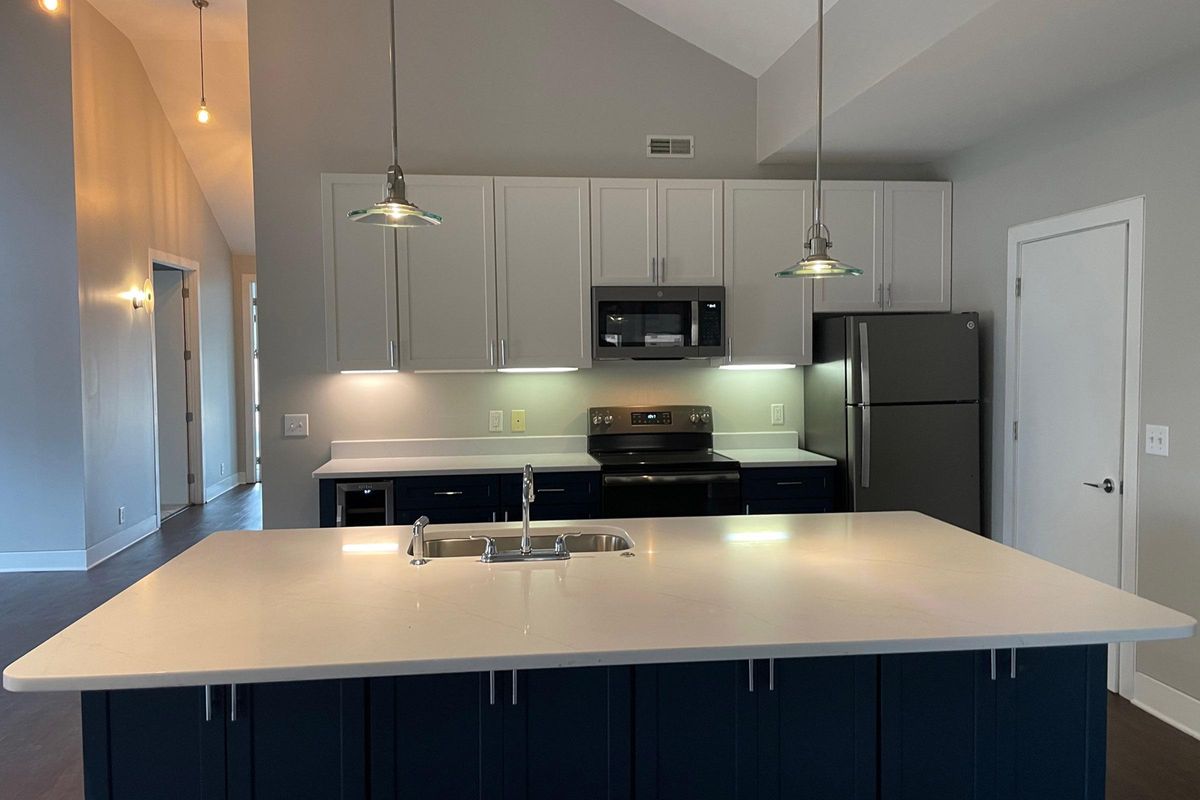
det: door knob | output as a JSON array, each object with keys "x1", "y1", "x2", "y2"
[{"x1": 1083, "y1": 478, "x2": 1116, "y2": 494}]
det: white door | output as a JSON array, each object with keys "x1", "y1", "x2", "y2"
[
  {"x1": 397, "y1": 176, "x2": 497, "y2": 371},
  {"x1": 1007, "y1": 200, "x2": 1144, "y2": 693},
  {"x1": 153, "y1": 268, "x2": 191, "y2": 517},
  {"x1": 657, "y1": 180, "x2": 723, "y2": 285},
  {"x1": 722, "y1": 180, "x2": 813, "y2": 366},
  {"x1": 590, "y1": 179, "x2": 657, "y2": 286},
  {"x1": 320, "y1": 174, "x2": 400, "y2": 372},
  {"x1": 812, "y1": 181, "x2": 884, "y2": 313},
  {"x1": 494, "y1": 177, "x2": 592, "y2": 369},
  {"x1": 884, "y1": 181, "x2": 952, "y2": 312}
]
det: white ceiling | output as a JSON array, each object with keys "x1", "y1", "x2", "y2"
[
  {"x1": 87, "y1": 0, "x2": 255, "y2": 255},
  {"x1": 611, "y1": 0, "x2": 841, "y2": 77}
]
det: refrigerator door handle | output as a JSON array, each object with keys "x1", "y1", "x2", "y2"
[
  {"x1": 861, "y1": 406, "x2": 871, "y2": 488},
  {"x1": 858, "y1": 321, "x2": 872, "y2": 405}
]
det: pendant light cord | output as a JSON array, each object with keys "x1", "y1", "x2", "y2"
[
  {"x1": 388, "y1": 0, "x2": 400, "y2": 167},
  {"x1": 813, "y1": 0, "x2": 823, "y2": 232},
  {"x1": 198, "y1": 1, "x2": 206, "y2": 105}
]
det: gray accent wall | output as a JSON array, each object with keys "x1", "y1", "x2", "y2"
[
  {"x1": 937, "y1": 49, "x2": 1200, "y2": 701},
  {"x1": 247, "y1": 0, "x2": 823, "y2": 529},
  {"x1": 0, "y1": 3, "x2": 87, "y2": 557}
]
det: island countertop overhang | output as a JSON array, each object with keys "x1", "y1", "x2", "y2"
[{"x1": 5, "y1": 511, "x2": 1194, "y2": 692}]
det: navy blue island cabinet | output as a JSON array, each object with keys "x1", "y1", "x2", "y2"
[{"x1": 80, "y1": 645, "x2": 1105, "y2": 800}]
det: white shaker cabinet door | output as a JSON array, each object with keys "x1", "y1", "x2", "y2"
[
  {"x1": 396, "y1": 176, "x2": 497, "y2": 371},
  {"x1": 657, "y1": 179, "x2": 723, "y2": 285},
  {"x1": 321, "y1": 174, "x2": 400, "y2": 372},
  {"x1": 723, "y1": 180, "x2": 814, "y2": 366},
  {"x1": 590, "y1": 178, "x2": 657, "y2": 286},
  {"x1": 494, "y1": 177, "x2": 592, "y2": 370},
  {"x1": 812, "y1": 181, "x2": 885, "y2": 313},
  {"x1": 884, "y1": 181, "x2": 952, "y2": 312}
]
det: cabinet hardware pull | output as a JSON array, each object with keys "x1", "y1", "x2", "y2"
[
  {"x1": 1010, "y1": 648, "x2": 1017, "y2": 680},
  {"x1": 335, "y1": 504, "x2": 344, "y2": 527},
  {"x1": 537, "y1": 488, "x2": 565, "y2": 493},
  {"x1": 727, "y1": 337, "x2": 733, "y2": 365},
  {"x1": 489, "y1": 340, "x2": 496, "y2": 367},
  {"x1": 768, "y1": 658, "x2": 775, "y2": 692},
  {"x1": 204, "y1": 685, "x2": 213, "y2": 722},
  {"x1": 660, "y1": 256, "x2": 666, "y2": 282},
  {"x1": 491, "y1": 511, "x2": 497, "y2": 523},
  {"x1": 489, "y1": 671, "x2": 496, "y2": 706},
  {"x1": 504, "y1": 510, "x2": 509, "y2": 522},
  {"x1": 748, "y1": 659, "x2": 755, "y2": 693},
  {"x1": 433, "y1": 491, "x2": 464, "y2": 496},
  {"x1": 230, "y1": 684, "x2": 238, "y2": 722},
  {"x1": 499, "y1": 338, "x2": 507, "y2": 367},
  {"x1": 990, "y1": 649, "x2": 997, "y2": 681},
  {"x1": 878, "y1": 282, "x2": 884, "y2": 307},
  {"x1": 512, "y1": 669, "x2": 519, "y2": 706},
  {"x1": 651, "y1": 256, "x2": 657, "y2": 283},
  {"x1": 745, "y1": 504, "x2": 750, "y2": 515},
  {"x1": 886, "y1": 283, "x2": 893, "y2": 309},
  {"x1": 389, "y1": 339, "x2": 397, "y2": 368},
  {"x1": 775, "y1": 481, "x2": 806, "y2": 487}
]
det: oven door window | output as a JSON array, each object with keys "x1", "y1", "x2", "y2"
[{"x1": 596, "y1": 301, "x2": 693, "y2": 351}]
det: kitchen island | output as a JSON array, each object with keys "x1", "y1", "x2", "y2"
[{"x1": 5, "y1": 512, "x2": 1193, "y2": 799}]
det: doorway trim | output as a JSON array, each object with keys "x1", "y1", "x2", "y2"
[
  {"x1": 240, "y1": 273, "x2": 260, "y2": 482},
  {"x1": 1001, "y1": 196, "x2": 1145, "y2": 697},
  {"x1": 148, "y1": 248, "x2": 207, "y2": 525}
]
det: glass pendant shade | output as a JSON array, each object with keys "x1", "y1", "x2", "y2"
[
  {"x1": 776, "y1": 225, "x2": 862, "y2": 278},
  {"x1": 348, "y1": 167, "x2": 442, "y2": 227}
]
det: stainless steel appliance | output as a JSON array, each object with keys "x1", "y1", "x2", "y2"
[
  {"x1": 334, "y1": 481, "x2": 395, "y2": 527},
  {"x1": 588, "y1": 405, "x2": 740, "y2": 517},
  {"x1": 804, "y1": 313, "x2": 981, "y2": 533},
  {"x1": 592, "y1": 287, "x2": 725, "y2": 360}
]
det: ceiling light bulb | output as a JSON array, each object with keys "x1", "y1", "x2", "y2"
[
  {"x1": 39, "y1": 0, "x2": 60, "y2": 12},
  {"x1": 196, "y1": 104, "x2": 210, "y2": 124}
]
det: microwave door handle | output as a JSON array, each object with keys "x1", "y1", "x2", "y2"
[{"x1": 691, "y1": 300, "x2": 700, "y2": 348}]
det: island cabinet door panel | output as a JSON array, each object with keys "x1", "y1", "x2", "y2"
[
  {"x1": 226, "y1": 679, "x2": 366, "y2": 800},
  {"x1": 758, "y1": 656, "x2": 877, "y2": 800},
  {"x1": 83, "y1": 687, "x2": 227, "y2": 800},
  {"x1": 879, "y1": 650, "x2": 997, "y2": 800},
  {"x1": 370, "y1": 673, "x2": 502, "y2": 800},
  {"x1": 994, "y1": 646, "x2": 1107, "y2": 800},
  {"x1": 501, "y1": 667, "x2": 633, "y2": 800},
  {"x1": 634, "y1": 660, "x2": 758, "y2": 800}
]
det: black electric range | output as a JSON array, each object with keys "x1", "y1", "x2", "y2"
[{"x1": 587, "y1": 405, "x2": 741, "y2": 518}]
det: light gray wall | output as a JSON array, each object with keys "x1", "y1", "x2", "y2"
[
  {"x1": 72, "y1": 0, "x2": 240, "y2": 546},
  {"x1": 0, "y1": 3, "x2": 87, "y2": 556},
  {"x1": 247, "y1": 0, "x2": 820, "y2": 529},
  {"x1": 936, "y1": 49, "x2": 1200, "y2": 700}
]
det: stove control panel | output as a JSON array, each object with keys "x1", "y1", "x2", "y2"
[{"x1": 587, "y1": 405, "x2": 714, "y2": 435}]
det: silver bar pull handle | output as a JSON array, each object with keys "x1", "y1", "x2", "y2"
[
  {"x1": 1010, "y1": 648, "x2": 1017, "y2": 680},
  {"x1": 768, "y1": 658, "x2": 775, "y2": 692},
  {"x1": 511, "y1": 669, "x2": 519, "y2": 706},
  {"x1": 489, "y1": 340, "x2": 496, "y2": 367},
  {"x1": 651, "y1": 256, "x2": 657, "y2": 283},
  {"x1": 744, "y1": 504, "x2": 750, "y2": 515},
  {"x1": 727, "y1": 337, "x2": 733, "y2": 365},
  {"x1": 229, "y1": 684, "x2": 238, "y2": 722},
  {"x1": 748, "y1": 659, "x2": 755, "y2": 693},
  {"x1": 499, "y1": 338, "x2": 507, "y2": 367},
  {"x1": 204, "y1": 685, "x2": 213, "y2": 722},
  {"x1": 859, "y1": 321, "x2": 872, "y2": 488},
  {"x1": 990, "y1": 649, "x2": 997, "y2": 681},
  {"x1": 489, "y1": 671, "x2": 496, "y2": 706},
  {"x1": 660, "y1": 256, "x2": 666, "y2": 282},
  {"x1": 335, "y1": 504, "x2": 343, "y2": 527},
  {"x1": 861, "y1": 407, "x2": 872, "y2": 489},
  {"x1": 389, "y1": 339, "x2": 397, "y2": 368},
  {"x1": 433, "y1": 490, "x2": 464, "y2": 496},
  {"x1": 886, "y1": 283, "x2": 893, "y2": 309}
]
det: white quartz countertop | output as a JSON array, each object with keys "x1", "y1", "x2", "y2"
[
  {"x1": 313, "y1": 452, "x2": 600, "y2": 478},
  {"x1": 6, "y1": 512, "x2": 1192, "y2": 692},
  {"x1": 719, "y1": 448, "x2": 836, "y2": 468}
]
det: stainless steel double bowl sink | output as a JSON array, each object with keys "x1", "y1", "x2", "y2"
[{"x1": 407, "y1": 525, "x2": 633, "y2": 559}]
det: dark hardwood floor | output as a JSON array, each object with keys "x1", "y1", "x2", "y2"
[
  {"x1": 2, "y1": 484, "x2": 1198, "y2": 798},
  {"x1": 0, "y1": 484, "x2": 261, "y2": 800}
]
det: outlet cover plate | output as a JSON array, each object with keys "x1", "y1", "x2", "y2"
[
  {"x1": 770, "y1": 404, "x2": 785, "y2": 426},
  {"x1": 489, "y1": 410, "x2": 503, "y2": 432},
  {"x1": 284, "y1": 413, "x2": 310, "y2": 438},
  {"x1": 511, "y1": 409, "x2": 526, "y2": 433},
  {"x1": 1145, "y1": 424, "x2": 1169, "y2": 456}
]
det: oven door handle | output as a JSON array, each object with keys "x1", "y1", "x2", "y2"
[{"x1": 603, "y1": 472, "x2": 741, "y2": 486}]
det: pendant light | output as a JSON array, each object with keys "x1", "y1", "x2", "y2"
[
  {"x1": 193, "y1": 0, "x2": 211, "y2": 124},
  {"x1": 348, "y1": 0, "x2": 442, "y2": 227},
  {"x1": 777, "y1": 0, "x2": 861, "y2": 279}
]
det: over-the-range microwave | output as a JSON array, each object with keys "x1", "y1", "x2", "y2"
[{"x1": 592, "y1": 286, "x2": 725, "y2": 360}]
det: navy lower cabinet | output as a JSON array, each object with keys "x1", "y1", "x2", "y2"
[{"x1": 741, "y1": 467, "x2": 837, "y2": 515}]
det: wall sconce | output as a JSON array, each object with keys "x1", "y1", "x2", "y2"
[
  {"x1": 121, "y1": 279, "x2": 155, "y2": 311},
  {"x1": 39, "y1": 0, "x2": 62, "y2": 13}
]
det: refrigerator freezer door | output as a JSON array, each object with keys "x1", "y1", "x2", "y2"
[
  {"x1": 847, "y1": 314, "x2": 979, "y2": 405},
  {"x1": 847, "y1": 403, "x2": 980, "y2": 533}
]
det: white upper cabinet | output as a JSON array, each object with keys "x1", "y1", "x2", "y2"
[
  {"x1": 395, "y1": 176, "x2": 497, "y2": 371},
  {"x1": 884, "y1": 181, "x2": 952, "y2": 312},
  {"x1": 494, "y1": 177, "x2": 592, "y2": 370},
  {"x1": 657, "y1": 180, "x2": 723, "y2": 285},
  {"x1": 590, "y1": 179, "x2": 657, "y2": 285},
  {"x1": 723, "y1": 180, "x2": 814, "y2": 366},
  {"x1": 321, "y1": 174, "x2": 400, "y2": 372},
  {"x1": 812, "y1": 181, "x2": 885, "y2": 314}
]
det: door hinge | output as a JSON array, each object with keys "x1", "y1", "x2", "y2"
[
  {"x1": 185, "y1": 411, "x2": 194, "y2": 423},
  {"x1": 1012, "y1": 420, "x2": 1019, "y2": 440},
  {"x1": 187, "y1": 473, "x2": 196, "y2": 485},
  {"x1": 184, "y1": 349, "x2": 193, "y2": 361},
  {"x1": 182, "y1": 287, "x2": 190, "y2": 299},
  {"x1": 1015, "y1": 277, "x2": 1022, "y2": 298}
]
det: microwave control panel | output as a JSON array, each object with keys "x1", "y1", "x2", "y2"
[{"x1": 698, "y1": 301, "x2": 722, "y2": 347}]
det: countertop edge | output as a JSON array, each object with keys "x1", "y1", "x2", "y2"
[{"x1": 8, "y1": 621, "x2": 1193, "y2": 693}]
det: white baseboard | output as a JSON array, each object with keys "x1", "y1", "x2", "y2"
[
  {"x1": 1133, "y1": 671, "x2": 1200, "y2": 741},
  {"x1": 205, "y1": 472, "x2": 244, "y2": 502},
  {"x1": 85, "y1": 514, "x2": 159, "y2": 569},
  {"x1": 0, "y1": 548, "x2": 88, "y2": 572},
  {"x1": 0, "y1": 513, "x2": 160, "y2": 572}
]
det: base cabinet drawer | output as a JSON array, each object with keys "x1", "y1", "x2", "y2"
[
  {"x1": 394, "y1": 475, "x2": 501, "y2": 510},
  {"x1": 500, "y1": 472, "x2": 600, "y2": 507},
  {"x1": 741, "y1": 467, "x2": 836, "y2": 500}
]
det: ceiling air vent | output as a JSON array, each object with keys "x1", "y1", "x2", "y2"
[{"x1": 647, "y1": 135, "x2": 694, "y2": 159}]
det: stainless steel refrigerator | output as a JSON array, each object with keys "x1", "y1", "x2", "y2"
[{"x1": 804, "y1": 313, "x2": 981, "y2": 533}]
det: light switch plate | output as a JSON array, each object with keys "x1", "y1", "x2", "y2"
[
  {"x1": 511, "y1": 409, "x2": 526, "y2": 433},
  {"x1": 489, "y1": 410, "x2": 503, "y2": 432},
  {"x1": 770, "y1": 404, "x2": 785, "y2": 426},
  {"x1": 1145, "y1": 424, "x2": 1169, "y2": 456},
  {"x1": 118, "y1": 506, "x2": 126, "y2": 525},
  {"x1": 283, "y1": 413, "x2": 310, "y2": 438}
]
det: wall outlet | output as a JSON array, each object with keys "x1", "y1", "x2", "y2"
[
  {"x1": 283, "y1": 413, "x2": 310, "y2": 438},
  {"x1": 118, "y1": 506, "x2": 126, "y2": 525},
  {"x1": 220, "y1": 462, "x2": 226, "y2": 477},
  {"x1": 489, "y1": 410, "x2": 504, "y2": 432},
  {"x1": 1145, "y1": 424, "x2": 1169, "y2": 456},
  {"x1": 511, "y1": 409, "x2": 527, "y2": 433},
  {"x1": 770, "y1": 404, "x2": 785, "y2": 426}
]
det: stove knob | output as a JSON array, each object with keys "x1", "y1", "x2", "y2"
[
  {"x1": 591, "y1": 414, "x2": 604, "y2": 426},
  {"x1": 603, "y1": 414, "x2": 614, "y2": 425},
  {"x1": 700, "y1": 410, "x2": 712, "y2": 424},
  {"x1": 689, "y1": 412, "x2": 701, "y2": 424}
]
